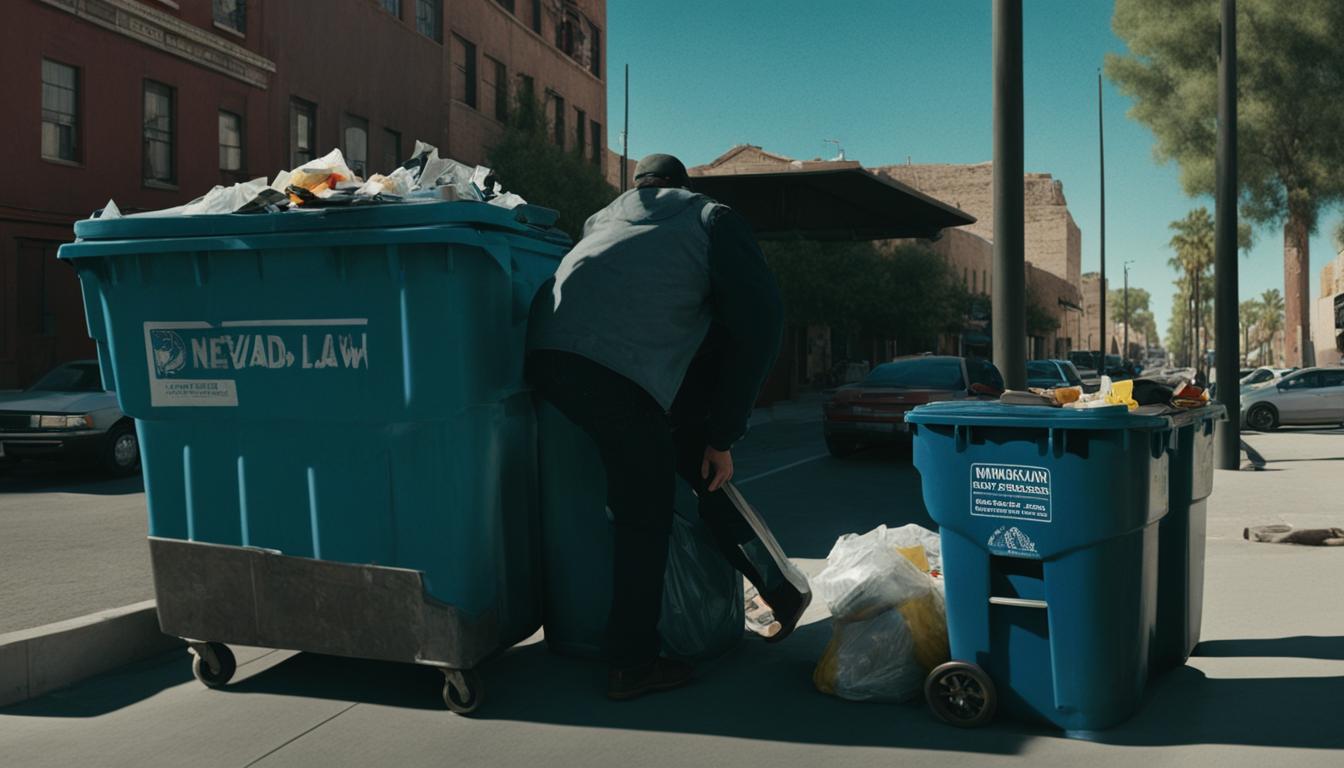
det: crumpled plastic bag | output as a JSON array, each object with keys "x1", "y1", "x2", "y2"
[
  {"x1": 182, "y1": 177, "x2": 288, "y2": 215},
  {"x1": 813, "y1": 607, "x2": 922, "y2": 701},
  {"x1": 657, "y1": 507, "x2": 744, "y2": 661},
  {"x1": 812, "y1": 524, "x2": 949, "y2": 702}
]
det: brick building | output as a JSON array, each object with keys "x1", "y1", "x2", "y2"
[
  {"x1": 1, "y1": 0, "x2": 608, "y2": 389},
  {"x1": 691, "y1": 146, "x2": 1083, "y2": 390}
]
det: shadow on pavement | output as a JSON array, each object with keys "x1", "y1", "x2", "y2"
[
  {"x1": 1194, "y1": 636, "x2": 1344, "y2": 661},
  {"x1": 0, "y1": 463, "x2": 143, "y2": 496},
  {"x1": 0, "y1": 649, "x2": 191, "y2": 718}
]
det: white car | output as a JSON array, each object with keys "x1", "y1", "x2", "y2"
[
  {"x1": 1240, "y1": 366, "x2": 1295, "y2": 389},
  {"x1": 1241, "y1": 367, "x2": 1344, "y2": 431},
  {"x1": 0, "y1": 360, "x2": 140, "y2": 475}
]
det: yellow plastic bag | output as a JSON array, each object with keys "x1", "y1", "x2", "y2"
[{"x1": 1105, "y1": 378, "x2": 1138, "y2": 410}]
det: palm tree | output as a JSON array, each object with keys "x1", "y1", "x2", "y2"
[
  {"x1": 1258, "y1": 289, "x2": 1285, "y2": 365},
  {"x1": 1168, "y1": 209, "x2": 1214, "y2": 369},
  {"x1": 1239, "y1": 299, "x2": 1262, "y2": 368}
]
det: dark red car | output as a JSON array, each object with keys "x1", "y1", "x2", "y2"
[{"x1": 822, "y1": 355, "x2": 1005, "y2": 457}]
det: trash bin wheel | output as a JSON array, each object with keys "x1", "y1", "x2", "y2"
[
  {"x1": 190, "y1": 642, "x2": 237, "y2": 689},
  {"x1": 442, "y1": 668, "x2": 483, "y2": 715},
  {"x1": 925, "y1": 661, "x2": 996, "y2": 728}
]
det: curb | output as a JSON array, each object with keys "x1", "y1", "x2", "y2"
[{"x1": 0, "y1": 601, "x2": 183, "y2": 708}]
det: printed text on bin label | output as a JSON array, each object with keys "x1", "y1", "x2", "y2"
[{"x1": 970, "y1": 463, "x2": 1052, "y2": 523}]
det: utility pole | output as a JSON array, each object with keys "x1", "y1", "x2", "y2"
[
  {"x1": 1214, "y1": 0, "x2": 1241, "y2": 469},
  {"x1": 992, "y1": 0, "x2": 1026, "y2": 389},
  {"x1": 1098, "y1": 69, "x2": 1107, "y2": 365},
  {"x1": 620, "y1": 64, "x2": 629, "y2": 192}
]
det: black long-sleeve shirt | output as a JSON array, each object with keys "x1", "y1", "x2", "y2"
[{"x1": 703, "y1": 207, "x2": 783, "y2": 450}]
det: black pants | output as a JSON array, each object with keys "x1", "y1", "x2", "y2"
[{"x1": 527, "y1": 349, "x2": 762, "y2": 669}]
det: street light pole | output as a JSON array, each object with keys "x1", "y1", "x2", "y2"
[
  {"x1": 1098, "y1": 69, "x2": 1107, "y2": 363},
  {"x1": 1214, "y1": 0, "x2": 1241, "y2": 468},
  {"x1": 1123, "y1": 260, "x2": 1133, "y2": 360},
  {"x1": 992, "y1": 0, "x2": 1026, "y2": 390},
  {"x1": 621, "y1": 63, "x2": 629, "y2": 192}
]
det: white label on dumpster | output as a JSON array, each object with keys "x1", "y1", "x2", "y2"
[
  {"x1": 143, "y1": 319, "x2": 368, "y2": 407},
  {"x1": 987, "y1": 525, "x2": 1038, "y2": 556},
  {"x1": 970, "y1": 463, "x2": 1052, "y2": 523}
]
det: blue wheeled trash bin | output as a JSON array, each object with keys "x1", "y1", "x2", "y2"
[
  {"x1": 1151, "y1": 404, "x2": 1225, "y2": 673},
  {"x1": 906, "y1": 402, "x2": 1174, "y2": 733},
  {"x1": 58, "y1": 200, "x2": 571, "y2": 713}
]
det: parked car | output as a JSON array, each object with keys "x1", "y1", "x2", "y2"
[
  {"x1": 0, "y1": 360, "x2": 139, "y2": 475},
  {"x1": 1241, "y1": 367, "x2": 1344, "y2": 431},
  {"x1": 822, "y1": 355, "x2": 1004, "y2": 457},
  {"x1": 1026, "y1": 359, "x2": 1086, "y2": 390},
  {"x1": 1240, "y1": 366, "x2": 1295, "y2": 389}
]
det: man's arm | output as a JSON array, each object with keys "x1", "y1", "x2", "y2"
[{"x1": 704, "y1": 206, "x2": 784, "y2": 451}]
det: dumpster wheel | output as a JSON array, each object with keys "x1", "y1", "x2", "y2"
[
  {"x1": 189, "y1": 642, "x2": 237, "y2": 689},
  {"x1": 442, "y1": 668, "x2": 483, "y2": 715},
  {"x1": 925, "y1": 661, "x2": 996, "y2": 728}
]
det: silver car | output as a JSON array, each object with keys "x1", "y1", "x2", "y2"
[
  {"x1": 0, "y1": 360, "x2": 140, "y2": 475},
  {"x1": 1241, "y1": 366, "x2": 1344, "y2": 431}
]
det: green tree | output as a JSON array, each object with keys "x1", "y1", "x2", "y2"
[
  {"x1": 486, "y1": 94, "x2": 617, "y2": 240},
  {"x1": 1107, "y1": 0, "x2": 1344, "y2": 366},
  {"x1": 1239, "y1": 298, "x2": 1262, "y2": 366},
  {"x1": 1163, "y1": 208, "x2": 1250, "y2": 368},
  {"x1": 1107, "y1": 286, "x2": 1159, "y2": 353}
]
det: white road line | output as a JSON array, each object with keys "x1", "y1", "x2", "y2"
[{"x1": 736, "y1": 453, "x2": 829, "y2": 486}]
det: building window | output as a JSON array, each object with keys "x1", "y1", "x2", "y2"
[
  {"x1": 380, "y1": 0, "x2": 400, "y2": 16},
  {"x1": 484, "y1": 56, "x2": 507, "y2": 121},
  {"x1": 517, "y1": 73, "x2": 534, "y2": 106},
  {"x1": 143, "y1": 81, "x2": 175, "y2": 184},
  {"x1": 530, "y1": 0, "x2": 542, "y2": 34},
  {"x1": 416, "y1": 0, "x2": 442, "y2": 42},
  {"x1": 41, "y1": 59, "x2": 79, "y2": 162},
  {"x1": 343, "y1": 114, "x2": 368, "y2": 178},
  {"x1": 290, "y1": 98, "x2": 316, "y2": 167},
  {"x1": 972, "y1": 270, "x2": 977, "y2": 293},
  {"x1": 575, "y1": 107, "x2": 586, "y2": 158},
  {"x1": 548, "y1": 91, "x2": 565, "y2": 148},
  {"x1": 590, "y1": 120, "x2": 602, "y2": 167},
  {"x1": 451, "y1": 34, "x2": 477, "y2": 108},
  {"x1": 218, "y1": 110, "x2": 243, "y2": 172},
  {"x1": 588, "y1": 22, "x2": 601, "y2": 78},
  {"x1": 495, "y1": 0, "x2": 514, "y2": 12},
  {"x1": 213, "y1": 0, "x2": 246, "y2": 34},
  {"x1": 382, "y1": 128, "x2": 402, "y2": 173}
]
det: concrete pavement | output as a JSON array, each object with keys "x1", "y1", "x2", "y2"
[{"x1": 1, "y1": 418, "x2": 1342, "y2": 766}]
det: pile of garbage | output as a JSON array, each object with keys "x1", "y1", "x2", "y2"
[
  {"x1": 99, "y1": 142, "x2": 527, "y2": 219},
  {"x1": 811, "y1": 524, "x2": 949, "y2": 702},
  {"x1": 1000, "y1": 377, "x2": 1212, "y2": 411}
]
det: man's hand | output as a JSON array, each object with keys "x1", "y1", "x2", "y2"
[{"x1": 701, "y1": 446, "x2": 734, "y2": 493}]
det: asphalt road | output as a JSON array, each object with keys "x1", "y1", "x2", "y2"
[
  {"x1": 3, "y1": 409, "x2": 1343, "y2": 767},
  {"x1": 0, "y1": 465, "x2": 151, "y2": 634}
]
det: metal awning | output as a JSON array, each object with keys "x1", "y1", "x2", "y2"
[{"x1": 688, "y1": 166, "x2": 976, "y2": 241}]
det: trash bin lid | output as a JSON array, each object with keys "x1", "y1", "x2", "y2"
[
  {"x1": 905, "y1": 400, "x2": 1171, "y2": 430},
  {"x1": 65, "y1": 199, "x2": 568, "y2": 249},
  {"x1": 1165, "y1": 403, "x2": 1228, "y2": 428}
]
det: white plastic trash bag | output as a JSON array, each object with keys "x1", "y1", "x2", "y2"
[{"x1": 812, "y1": 524, "x2": 949, "y2": 702}]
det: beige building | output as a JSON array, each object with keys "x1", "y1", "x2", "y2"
[
  {"x1": 1311, "y1": 250, "x2": 1344, "y2": 366},
  {"x1": 874, "y1": 162, "x2": 1083, "y2": 289}
]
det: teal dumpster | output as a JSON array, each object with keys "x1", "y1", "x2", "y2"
[
  {"x1": 535, "y1": 402, "x2": 744, "y2": 662},
  {"x1": 907, "y1": 402, "x2": 1173, "y2": 732},
  {"x1": 58, "y1": 201, "x2": 571, "y2": 713},
  {"x1": 1152, "y1": 404, "x2": 1225, "y2": 673}
]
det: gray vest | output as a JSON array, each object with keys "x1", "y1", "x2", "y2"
[{"x1": 528, "y1": 187, "x2": 719, "y2": 409}]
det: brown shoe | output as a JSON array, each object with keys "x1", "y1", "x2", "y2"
[{"x1": 607, "y1": 658, "x2": 694, "y2": 701}]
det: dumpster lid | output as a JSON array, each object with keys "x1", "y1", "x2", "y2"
[
  {"x1": 905, "y1": 401, "x2": 1171, "y2": 430},
  {"x1": 66, "y1": 199, "x2": 570, "y2": 247}
]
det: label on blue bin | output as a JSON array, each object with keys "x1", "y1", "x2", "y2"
[
  {"x1": 143, "y1": 319, "x2": 369, "y2": 407},
  {"x1": 970, "y1": 463, "x2": 1052, "y2": 523}
]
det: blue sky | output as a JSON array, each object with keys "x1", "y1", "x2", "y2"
[{"x1": 606, "y1": 0, "x2": 1340, "y2": 340}]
